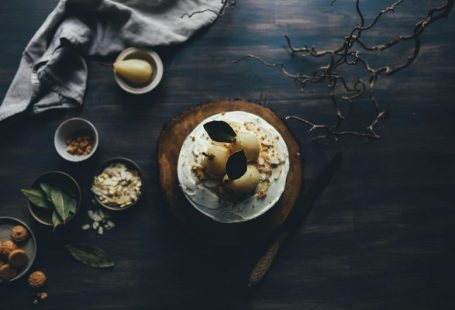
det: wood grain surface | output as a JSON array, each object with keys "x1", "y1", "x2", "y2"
[
  {"x1": 0, "y1": 0, "x2": 455, "y2": 309},
  {"x1": 158, "y1": 100, "x2": 303, "y2": 247}
]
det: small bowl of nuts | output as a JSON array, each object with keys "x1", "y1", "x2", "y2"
[
  {"x1": 91, "y1": 158, "x2": 143, "y2": 211},
  {"x1": 54, "y1": 118, "x2": 99, "y2": 162}
]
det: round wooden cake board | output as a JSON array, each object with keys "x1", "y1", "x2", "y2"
[{"x1": 158, "y1": 100, "x2": 303, "y2": 248}]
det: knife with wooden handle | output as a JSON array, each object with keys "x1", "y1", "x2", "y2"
[{"x1": 248, "y1": 152, "x2": 343, "y2": 288}]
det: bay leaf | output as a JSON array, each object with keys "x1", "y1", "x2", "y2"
[
  {"x1": 63, "y1": 191, "x2": 77, "y2": 216},
  {"x1": 203, "y1": 121, "x2": 237, "y2": 143},
  {"x1": 51, "y1": 188, "x2": 69, "y2": 222},
  {"x1": 42, "y1": 183, "x2": 77, "y2": 218},
  {"x1": 39, "y1": 183, "x2": 53, "y2": 200},
  {"x1": 52, "y1": 211, "x2": 63, "y2": 229},
  {"x1": 226, "y1": 150, "x2": 247, "y2": 180},
  {"x1": 20, "y1": 188, "x2": 51, "y2": 209},
  {"x1": 65, "y1": 244, "x2": 115, "y2": 269}
]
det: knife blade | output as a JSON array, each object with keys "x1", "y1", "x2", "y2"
[{"x1": 248, "y1": 152, "x2": 343, "y2": 287}]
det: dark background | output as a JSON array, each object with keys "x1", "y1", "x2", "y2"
[{"x1": 1, "y1": 0, "x2": 455, "y2": 309}]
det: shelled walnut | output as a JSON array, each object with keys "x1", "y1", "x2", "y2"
[{"x1": 65, "y1": 134, "x2": 93, "y2": 156}]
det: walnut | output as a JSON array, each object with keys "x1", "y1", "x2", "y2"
[
  {"x1": 8, "y1": 249, "x2": 28, "y2": 268},
  {"x1": 66, "y1": 134, "x2": 93, "y2": 156},
  {"x1": 28, "y1": 271, "x2": 47, "y2": 289},
  {"x1": 1, "y1": 240, "x2": 17, "y2": 257},
  {"x1": 11, "y1": 225, "x2": 30, "y2": 243},
  {"x1": 0, "y1": 264, "x2": 17, "y2": 281}
]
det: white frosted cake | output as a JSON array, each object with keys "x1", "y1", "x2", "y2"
[{"x1": 177, "y1": 111, "x2": 290, "y2": 223}]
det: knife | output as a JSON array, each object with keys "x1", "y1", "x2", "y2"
[{"x1": 248, "y1": 152, "x2": 343, "y2": 287}]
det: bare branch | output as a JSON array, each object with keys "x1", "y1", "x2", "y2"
[
  {"x1": 236, "y1": 0, "x2": 454, "y2": 141},
  {"x1": 181, "y1": 0, "x2": 236, "y2": 18}
]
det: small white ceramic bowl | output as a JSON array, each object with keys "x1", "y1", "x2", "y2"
[
  {"x1": 114, "y1": 47, "x2": 164, "y2": 94},
  {"x1": 54, "y1": 118, "x2": 99, "y2": 162}
]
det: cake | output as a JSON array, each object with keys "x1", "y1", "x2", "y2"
[{"x1": 177, "y1": 111, "x2": 290, "y2": 223}]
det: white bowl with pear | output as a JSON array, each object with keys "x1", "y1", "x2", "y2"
[
  {"x1": 113, "y1": 47, "x2": 163, "y2": 94},
  {"x1": 177, "y1": 111, "x2": 290, "y2": 224}
]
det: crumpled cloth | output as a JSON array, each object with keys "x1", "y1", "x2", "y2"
[{"x1": 0, "y1": 0, "x2": 223, "y2": 121}]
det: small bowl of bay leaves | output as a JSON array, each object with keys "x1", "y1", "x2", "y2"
[{"x1": 21, "y1": 171, "x2": 81, "y2": 229}]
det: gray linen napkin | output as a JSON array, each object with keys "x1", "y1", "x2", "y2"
[{"x1": 0, "y1": 0, "x2": 223, "y2": 121}]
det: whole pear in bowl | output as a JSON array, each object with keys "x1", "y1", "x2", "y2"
[{"x1": 113, "y1": 59, "x2": 153, "y2": 84}]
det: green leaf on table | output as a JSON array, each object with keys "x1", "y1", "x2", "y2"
[
  {"x1": 52, "y1": 211, "x2": 63, "y2": 229},
  {"x1": 65, "y1": 244, "x2": 115, "y2": 269},
  {"x1": 20, "y1": 188, "x2": 51, "y2": 209},
  {"x1": 203, "y1": 121, "x2": 237, "y2": 143},
  {"x1": 226, "y1": 150, "x2": 247, "y2": 180}
]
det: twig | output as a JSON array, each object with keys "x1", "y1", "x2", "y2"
[
  {"x1": 181, "y1": 0, "x2": 236, "y2": 18},
  {"x1": 236, "y1": 0, "x2": 454, "y2": 141}
]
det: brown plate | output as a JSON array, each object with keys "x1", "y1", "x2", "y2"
[
  {"x1": 158, "y1": 100, "x2": 303, "y2": 247},
  {"x1": 0, "y1": 217, "x2": 37, "y2": 283}
]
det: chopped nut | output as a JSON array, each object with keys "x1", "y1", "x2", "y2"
[
  {"x1": 65, "y1": 132, "x2": 93, "y2": 156},
  {"x1": 106, "y1": 220, "x2": 115, "y2": 230},
  {"x1": 92, "y1": 221, "x2": 99, "y2": 230},
  {"x1": 32, "y1": 291, "x2": 48, "y2": 305},
  {"x1": 91, "y1": 163, "x2": 142, "y2": 208}
]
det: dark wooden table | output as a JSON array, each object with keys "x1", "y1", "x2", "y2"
[{"x1": 1, "y1": 0, "x2": 455, "y2": 309}]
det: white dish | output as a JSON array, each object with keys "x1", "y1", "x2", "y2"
[
  {"x1": 54, "y1": 118, "x2": 99, "y2": 162},
  {"x1": 177, "y1": 111, "x2": 290, "y2": 224},
  {"x1": 114, "y1": 47, "x2": 164, "y2": 95}
]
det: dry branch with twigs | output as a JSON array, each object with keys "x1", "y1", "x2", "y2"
[
  {"x1": 234, "y1": 0, "x2": 454, "y2": 141},
  {"x1": 181, "y1": 0, "x2": 236, "y2": 19}
]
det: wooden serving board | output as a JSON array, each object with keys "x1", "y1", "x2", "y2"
[{"x1": 158, "y1": 100, "x2": 303, "y2": 247}]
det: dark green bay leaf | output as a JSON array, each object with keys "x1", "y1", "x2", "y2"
[
  {"x1": 20, "y1": 188, "x2": 51, "y2": 209},
  {"x1": 42, "y1": 183, "x2": 77, "y2": 217},
  {"x1": 65, "y1": 244, "x2": 115, "y2": 269},
  {"x1": 51, "y1": 188, "x2": 70, "y2": 222},
  {"x1": 52, "y1": 211, "x2": 63, "y2": 229},
  {"x1": 39, "y1": 183, "x2": 53, "y2": 200},
  {"x1": 63, "y1": 191, "x2": 77, "y2": 215},
  {"x1": 203, "y1": 121, "x2": 237, "y2": 143},
  {"x1": 226, "y1": 150, "x2": 247, "y2": 180}
]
